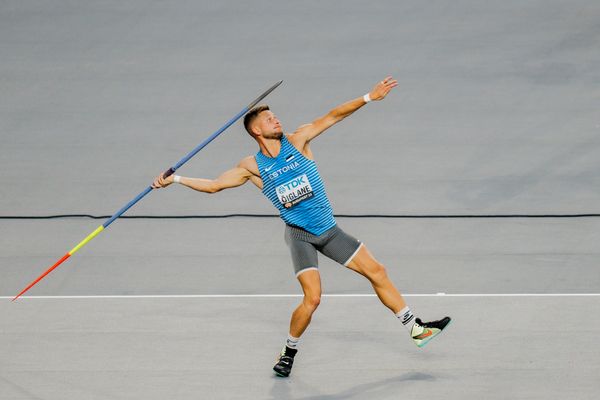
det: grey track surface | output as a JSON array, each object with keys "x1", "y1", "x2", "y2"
[
  {"x1": 3, "y1": 296, "x2": 599, "y2": 400},
  {"x1": 1, "y1": 1, "x2": 600, "y2": 399},
  {"x1": 1, "y1": 0, "x2": 600, "y2": 215},
  {"x1": 2, "y1": 218, "x2": 600, "y2": 296}
]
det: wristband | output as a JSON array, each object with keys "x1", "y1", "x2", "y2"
[
  {"x1": 363, "y1": 93, "x2": 371, "y2": 103},
  {"x1": 174, "y1": 175, "x2": 181, "y2": 183}
]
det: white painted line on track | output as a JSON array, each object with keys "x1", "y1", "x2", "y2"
[{"x1": 2, "y1": 293, "x2": 600, "y2": 300}]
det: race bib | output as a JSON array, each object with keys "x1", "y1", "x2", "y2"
[{"x1": 276, "y1": 174, "x2": 314, "y2": 209}]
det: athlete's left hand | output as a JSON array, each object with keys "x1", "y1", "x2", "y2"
[{"x1": 369, "y1": 76, "x2": 398, "y2": 101}]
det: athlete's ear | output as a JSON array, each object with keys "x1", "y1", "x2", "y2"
[{"x1": 251, "y1": 123, "x2": 262, "y2": 137}]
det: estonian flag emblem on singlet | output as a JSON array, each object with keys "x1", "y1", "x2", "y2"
[{"x1": 285, "y1": 154, "x2": 295, "y2": 162}]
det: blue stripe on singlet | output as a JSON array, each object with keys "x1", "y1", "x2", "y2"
[{"x1": 255, "y1": 135, "x2": 336, "y2": 235}]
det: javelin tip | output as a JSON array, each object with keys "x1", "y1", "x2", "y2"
[{"x1": 247, "y1": 80, "x2": 283, "y2": 109}]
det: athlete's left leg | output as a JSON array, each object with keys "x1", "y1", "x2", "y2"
[
  {"x1": 346, "y1": 244, "x2": 451, "y2": 347},
  {"x1": 345, "y1": 244, "x2": 406, "y2": 313}
]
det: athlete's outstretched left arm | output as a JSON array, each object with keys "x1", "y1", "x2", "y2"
[{"x1": 294, "y1": 76, "x2": 398, "y2": 143}]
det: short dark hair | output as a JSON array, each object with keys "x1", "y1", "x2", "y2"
[{"x1": 243, "y1": 104, "x2": 270, "y2": 135}]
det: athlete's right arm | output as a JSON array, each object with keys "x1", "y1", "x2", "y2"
[{"x1": 152, "y1": 157, "x2": 262, "y2": 193}]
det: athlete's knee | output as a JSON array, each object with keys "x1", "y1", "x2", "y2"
[
  {"x1": 366, "y1": 262, "x2": 388, "y2": 283},
  {"x1": 303, "y1": 293, "x2": 321, "y2": 312}
]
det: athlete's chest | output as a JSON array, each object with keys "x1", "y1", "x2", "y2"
[
  {"x1": 261, "y1": 153, "x2": 302, "y2": 181},
  {"x1": 259, "y1": 151, "x2": 319, "y2": 210}
]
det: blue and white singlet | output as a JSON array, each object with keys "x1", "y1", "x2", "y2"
[{"x1": 255, "y1": 135, "x2": 336, "y2": 235}]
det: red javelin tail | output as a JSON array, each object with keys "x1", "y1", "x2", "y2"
[{"x1": 12, "y1": 253, "x2": 71, "y2": 301}]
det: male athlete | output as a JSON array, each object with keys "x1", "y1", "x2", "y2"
[{"x1": 152, "y1": 77, "x2": 451, "y2": 377}]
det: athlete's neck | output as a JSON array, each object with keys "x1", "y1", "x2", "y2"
[{"x1": 257, "y1": 136, "x2": 283, "y2": 158}]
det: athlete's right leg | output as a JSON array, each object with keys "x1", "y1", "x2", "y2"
[
  {"x1": 289, "y1": 269, "x2": 322, "y2": 338},
  {"x1": 274, "y1": 268, "x2": 321, "y2": 377},
  {"x1": 275, "y1": 226, "x2": 321, "y2": 377},
  {"x1": 284, "y1": 225, "x2": 323, "y2": 338}
]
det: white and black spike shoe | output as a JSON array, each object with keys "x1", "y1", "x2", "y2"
[
  {"x1": 411, "y1": 317, "x2": 452, "y2": 348},
  {"x1": 273, "y1": 346, "x2": 297, "y2": 377}
]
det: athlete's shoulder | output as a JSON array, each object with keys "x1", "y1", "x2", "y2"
[
  {"x1": 238, "y1": 155, "x2": 260, "y2": 176},
  {"x1": 285, "y1": 132, "x2": 306, "y2": 149},
  {"x1": 285, "y1": 131, "x2": 314, "y2": 160},
  {"x1": 287, "y1": 125, "x2": 311, "y2": 141}
]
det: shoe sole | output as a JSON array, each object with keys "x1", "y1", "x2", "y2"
[
  {"x1": 273, "y1": 370, "x2": 290, "y2": 377},
  {"x1": 273, "y1": 366, "x2": 291, "y2": 377},
  {"x1": 416, "y1": 318, "x2": 452, "y2": 348}
]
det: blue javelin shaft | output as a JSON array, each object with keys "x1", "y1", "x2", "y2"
[{"x1": 102, "y1": 80, "x2": 283, "y2": 229}]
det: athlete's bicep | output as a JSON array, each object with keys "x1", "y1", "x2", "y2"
[
  {"x1": 213, "y1": 166, "x2": 252, "y2": 191},
  {"x1": 248, "y1": 174, "x2": 263, "y2": 190},
  {"x1": 294, "y1": 113, "x2": 339, "y2": 143},
  {"x1": 236, "y1": 156, "x2": 263, "y2": 190}
]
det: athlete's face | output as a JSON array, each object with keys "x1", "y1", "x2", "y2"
[{"x1": 255, "y1": 110, "x2": 283, "y2": 139}]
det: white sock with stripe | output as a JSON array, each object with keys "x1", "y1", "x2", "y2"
[
  {"x1": 396, "y1": 306, "x2": 415, "y2": 334},
  {"x1": 286, "y1": 334, "x2": 300, "y2": 350}
]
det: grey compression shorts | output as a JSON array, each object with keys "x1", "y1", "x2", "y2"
[{"x1": 284, "y1": 224, "x2": 363, "y2": 277}]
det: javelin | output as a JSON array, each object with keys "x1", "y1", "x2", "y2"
[{"x1": 13, "y1": 80, "x2": 283, "y2": 301}]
